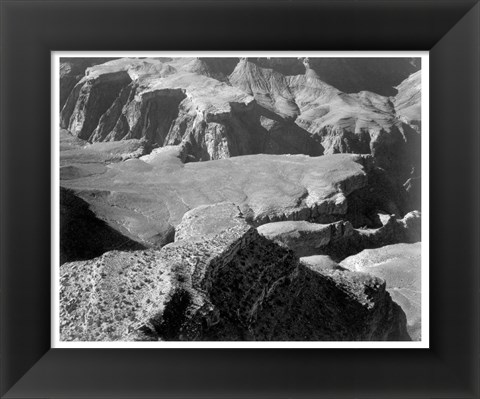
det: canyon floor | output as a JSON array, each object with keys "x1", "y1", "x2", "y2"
[{"x1": 59, "y1": 56, "x2": 422, "y2": 342}]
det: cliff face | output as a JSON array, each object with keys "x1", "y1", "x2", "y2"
[
  {"x1": 60, "y1": 203, "x2": 409, "y2": 341},
  {"x1": 60, "y1": 57, "x2": 119, "y2": 108},
  {"x1": 60, "y1": 57, "x2": 420, "y2": 181}
]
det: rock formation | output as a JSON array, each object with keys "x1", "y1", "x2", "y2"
[
  {"x1": 60, "y1": 57, "x2": 421, "y2": 183},
  {"x1": 258, "y1": 211, "x2": 420, "y2": 262},
  {"x1": 61, "y1": 203, "x2": 410, "y2": 341}
]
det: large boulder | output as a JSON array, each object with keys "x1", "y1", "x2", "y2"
[{"x1": 340, "y1": 243, "x2": 422, "y2": 340}]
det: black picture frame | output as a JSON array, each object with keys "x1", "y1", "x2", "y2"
[{"x1": 1, "y1": 0, "x2": 479, "y2": 397}]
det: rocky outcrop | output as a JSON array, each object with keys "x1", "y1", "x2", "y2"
[
  {"x1": 258, "y1": 220, "x2": 354, "y2": 257},
  {"x1": 60, "y1": 203, "x2": 410, "y2": 341},
  {"x1": 258, "y1": 211, "x2": 421, "y2": 262},
  {"x1": 341, "y1": 243, "x2": 422, "y2": 341}
]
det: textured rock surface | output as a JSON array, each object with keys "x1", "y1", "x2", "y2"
[
  {"x1": 60, "y1": 206, "x2": 410, "y2": 341},
  {"x1": 341, "y1": 243, "x2": 421, "y2": 340}
]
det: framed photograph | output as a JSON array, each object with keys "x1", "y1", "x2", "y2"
[{"x1": 1, "y1": 0, "x2": 479, "y2": 398}]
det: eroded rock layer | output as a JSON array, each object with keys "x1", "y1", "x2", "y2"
[{"x1": 60, "y1": 57, "x2": 421, "y2": 183}]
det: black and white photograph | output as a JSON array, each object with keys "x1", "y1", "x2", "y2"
[{"x1": 55, "y1": 52, "x2": 428, "y2": 347}]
